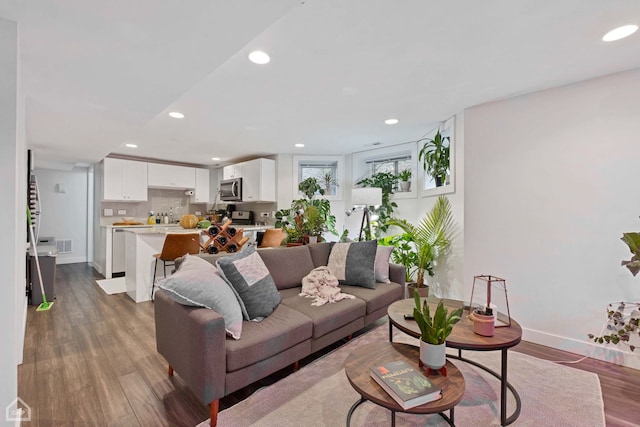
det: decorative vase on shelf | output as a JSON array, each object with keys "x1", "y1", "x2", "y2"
[{"x1": 419, "y1": 340, "x2": 446, "y2": 370}]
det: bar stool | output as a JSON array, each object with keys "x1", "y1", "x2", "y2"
[
  {"x1": 258, "y1": 228, "x2": 286, "y2": 248},
  {"x1": 151, "y1": 233, "x2": 201, "y2": 300}
]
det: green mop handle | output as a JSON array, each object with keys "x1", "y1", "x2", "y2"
[{"x1": 27, "y1": 208, "x2": 48, "y2": 305}]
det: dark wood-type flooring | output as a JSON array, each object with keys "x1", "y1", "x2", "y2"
[{"x1": 18, "y1": 263, "x2": 640, "y2": 426}]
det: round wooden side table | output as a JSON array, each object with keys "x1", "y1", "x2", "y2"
[
  {"x1": 344, "y1": 341, "x2": 465, "y2": 426},
  {"x1": 387, "y1": 297, "x2": 523, "y2": 426}
]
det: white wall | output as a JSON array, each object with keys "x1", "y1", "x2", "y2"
[
  {"x1": 35, "y1": 167, "x2": 89, "y2": 264},
  {"x1": 1, "y1": 16, "x2": 25, "y2": 427},
  {"x1": 464, "y1": 69, "x2": 640, "y2": 368}
]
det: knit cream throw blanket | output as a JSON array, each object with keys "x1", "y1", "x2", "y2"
[{"x1": 300, "y1": 266, "x2": 355, "y2": 306}]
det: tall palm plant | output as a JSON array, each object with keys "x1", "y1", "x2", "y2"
[{"x1": 386, "y1": 195, "x2": 454, "y2": 287}]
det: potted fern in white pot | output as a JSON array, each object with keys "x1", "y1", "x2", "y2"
[{"x1": 413, "y1": 290, "x2": 463, "y2": 371}]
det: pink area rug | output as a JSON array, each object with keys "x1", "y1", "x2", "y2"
[{"x1": 198, "y1": 322, "x2": 605, "y2": 426}]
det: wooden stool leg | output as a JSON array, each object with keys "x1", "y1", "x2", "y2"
[
  {"x1": 151, "y1": 258, "x2": 159, "y2": 301},
  {"x1": 168, "y1": 365, "x2": 174, "y2": 376}
]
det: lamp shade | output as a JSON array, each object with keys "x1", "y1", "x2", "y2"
[{"x1": 352, "y1": 187, "x2": 382, "y2": 207}]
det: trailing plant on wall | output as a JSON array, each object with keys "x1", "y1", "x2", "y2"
[
  {"x1": 356, "y1": 172, "x2": 398, "y2": 237},
  {"x1": 588, "y1": 217, "x2": 640, "y2": 351}
]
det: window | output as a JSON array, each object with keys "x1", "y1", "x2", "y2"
[
  {"x1": 367, "y1": 155, "x2": 412, "y2": 176},
  {"x1": 293, "y1": 155, "x2": 344, "y2": 200},
  {"x1": 352, "y1": 142, "x2": 417, "y2": 197},
  {"x1": 298, "y1": 160, "x2": 339, "y2": 196}
]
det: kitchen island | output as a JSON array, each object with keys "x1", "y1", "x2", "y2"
[{"x1": 123, "y1": 225, "x2": 272, "y2": 302}]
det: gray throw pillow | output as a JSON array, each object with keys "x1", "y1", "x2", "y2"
[
  {"x1": 157, "y1": 254, "x2": 243, "y2": 339},
  {"x1": 217, "y1": 245, "x2": 281, "y2": 321},
  {"x1": 327, "y1": 240, "x2": 378, "y2": 289},
  {"x1": 375, "y1": 245, "x2": 394, "y2": 283}
]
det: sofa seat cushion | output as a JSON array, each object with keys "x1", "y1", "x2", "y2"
[
  {"x1": 258, "y1": 246, "x2": 315, "y2": 290},
  {"x1": 340, "y1": 282, "x2": 403, "y2": 315},
  {"x1": 225, "y1": 303, "x2": 313, "y2": 372},
  {"x1": 278, "y1": 287, "x2": 302, "y2": 300},
  {"x1": 281, "y1": 294, "x2": 366, "y2": 339}
]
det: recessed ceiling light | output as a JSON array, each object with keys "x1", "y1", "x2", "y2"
[
  {"x1": 385, "y1": 118, "x2": 399, "y2": 125},
  {"x1": 125, "y1": 143, "x2": 137, "y2": 148},
  {"x1": 602, "y1": 24, "x2": 638, "y2": 42},
  {"x1": 169, "y1": 112, "x2": 184, "y2": 119},
  {"x1": 248, "y1": 50, "x2": 270, "y2": 65},
  {"x1": 211, "y1": 157, "x2": 221, "y2": 161},
  {"x1": 294, "y1": 143, "x2": 305, "y2": 148}
]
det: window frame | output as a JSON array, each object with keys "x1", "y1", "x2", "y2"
[{"x1": 293, "y1": 155, "x2": 344, "y2": 201}]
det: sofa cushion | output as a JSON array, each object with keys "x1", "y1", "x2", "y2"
[
  {"x1": 327, "y1": 240, "x2": 377, "y2": 289},
  {"x1": 340, "y1": 282, "x2": 404, "y2": 315},
  {"x1": 280, "y1": 294, "x2": 366, "y2": 339},
  {"x1": 258, "y1": 246, "x2": 315, "y2": 290},
  {"x1": 225, "y1": 303, "x2": 313, "y2": 372},
  {"x1": 374, "y1": 245, "x2": 394, "y2": 283},
  {"x1": 279, "y1": 287, "x2": 302, "y2": 300},
  {"x1": 156, "y1": 254, "x2": 243, "y2": 339},
  {"x1": 217, "y1": 246, "x2": 281, "y2": 321},
  {"x1": 307, "y1": 242, "x2": 332, "y2": 268}
]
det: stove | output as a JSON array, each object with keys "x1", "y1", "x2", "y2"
[{"x1": 230, "y1": 211, "x2": 254, "y2": 225}]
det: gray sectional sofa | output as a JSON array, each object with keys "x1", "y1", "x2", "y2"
[{"x1": 154, "y1": 242, "x2": 404, "y2": 426}]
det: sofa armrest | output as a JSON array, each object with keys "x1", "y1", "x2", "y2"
[
  {"x1": 154, "y1": 290, "x2": 227, "y2": 405},
  {"x1": 389, "y1": 263, "x2": 406, "y2": 286}
]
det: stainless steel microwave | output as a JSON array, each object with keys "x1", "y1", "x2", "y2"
[{"x1": 219, "y1": 178, "x2": 242, "y2": 201}]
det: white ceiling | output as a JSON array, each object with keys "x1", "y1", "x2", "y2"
[{"x1": 4, "y1": 0, "x2": 640, "y2": 170}]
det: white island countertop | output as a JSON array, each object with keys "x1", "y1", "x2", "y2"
[{"x1": 123, "y1": 225, "x2": 273, "y2": 235}]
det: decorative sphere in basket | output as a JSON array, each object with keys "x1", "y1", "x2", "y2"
[{"x1": 179, "y1": 214, "x2": 198, "y2": 229}]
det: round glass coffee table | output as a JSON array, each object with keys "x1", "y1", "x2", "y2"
[
  {"x1": 344, "y1": 341, "x2": 464, "y2": 427},
  {"x1": 387, "y1": 297, "x2": 523, "y2": 426}
]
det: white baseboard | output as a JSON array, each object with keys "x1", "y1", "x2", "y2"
[
  {"x1": 55, "y1": 256, "x2": 87, "y2": 265},
  {"x1": 523, "y1": 327, "x2": 640, "y2": 370},
  {"x1": 91, "y1": 261, "x2": 103, "y2": 275}
]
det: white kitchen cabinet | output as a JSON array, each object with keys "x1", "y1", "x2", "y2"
[
  {"x1": 223, "y1": 163, "x2": 244, "y2": 180},
  {"x1": 190, "y1": 168, "x2": 210, "y2": 203},
  {"x1": 148, "y1": 163, "x2": 196, "y2": 189},
  {"x1": 242, "y1": 158, "x2": 275, "y2": 202},
  {"x1": 103, "y1": 158, "x2": 148, "y2": 201}
]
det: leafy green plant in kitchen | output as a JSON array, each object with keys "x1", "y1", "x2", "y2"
[
  {"x1": 418, "y1": 128, "x2": 450, "y2": 187},
  {"x1": 275, "y1": 177, "x2": 337, "y2": 243}
]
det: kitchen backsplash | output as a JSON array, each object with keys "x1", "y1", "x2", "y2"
[
  {"x1": 101, "y1": 188, "x2": 206, "y2": 224},
  {"x1": 101, "y1": 191, "x2": 278, "y2": 226}
]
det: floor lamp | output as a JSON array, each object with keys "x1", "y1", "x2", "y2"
[{"x1": 351, "y1": 187, "x2": 382, "y2": 241}]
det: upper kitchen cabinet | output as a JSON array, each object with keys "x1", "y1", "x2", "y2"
[
  {"x1": 223, "y1": 163, "x2": 243, "y2": 180},
  {"x1": 190, "y1": 168, "x2": 210, "y2": 204},
  {"x1": 103, "y1": 158, "x2": 148, "y2": 201},
  {"x1": 148, "y1": 163, "x2": 195, "y2": 189},
  {"x1": 242, "y1": 158, "x2": 276, "y2": 202}
]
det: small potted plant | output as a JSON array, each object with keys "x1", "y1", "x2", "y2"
[
  {"x1": 418, "y1": 128, "x2": 450, "y2": 187},
  {"x1": 397, "y1": 169, "x2": 412, "y2": 192},
  {"x1": 413, "y1": 290, "x2": 463, "y2": 371},
  {"x1": 386, "y1": 195, "x2": 454, "y2": 297}
]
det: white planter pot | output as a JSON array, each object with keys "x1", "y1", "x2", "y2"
[
  {"x1": 399, "y1": 181, "x2": 411, "y2": 192},
  {"x1": 420, "y1": 340, "x2": 446, "y2": 370}
]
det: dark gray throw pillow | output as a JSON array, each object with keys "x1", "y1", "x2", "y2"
[
  {"x1": 327, "y1": 240, "x2": 378, "y2": 289},
  {"x1": 217, "y1": 245, "x2": 281, "y2": 321}
]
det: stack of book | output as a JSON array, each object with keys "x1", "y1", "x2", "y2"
[{"x1": 370, "y1": 360, "x2": 443, "y2": 409}]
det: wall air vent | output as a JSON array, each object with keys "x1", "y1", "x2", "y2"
[{"x1": 56, "y1": 239, "x2": 72, "y2": 254}]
